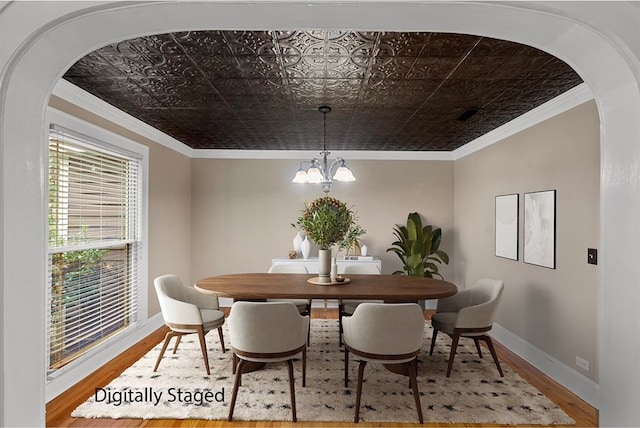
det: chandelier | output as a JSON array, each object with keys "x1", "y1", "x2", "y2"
[{"x1": 292, "y1": 105, "x2": 356, "y2": 193}]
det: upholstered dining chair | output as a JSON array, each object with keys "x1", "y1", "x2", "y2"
[
  {"x1": 153, "y1": 274, "x2": 226, "y2": 376},
  {"x1": 227, "y1": 301, "x2": 309, "y2": 422},
  {"x1": 343, "y1": 303, "x2": 425, "y2": 423},
  {"x1": 267, "y1": 264, "x2": 312, "y2": 344},
  {"x1": 429, "y1": 278, "x2": 505, "y2": 377},
  {"x1": 267, "y1": 264, "x2": 312, "y2": 316},
  {"x1": 338, "y1": 263, "x2": 382, "y2": 346}
]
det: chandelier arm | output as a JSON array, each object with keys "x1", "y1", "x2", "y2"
[
  {"x1": 298, "y1": 159, "x2": 313, "y2": 169},
  {"x1": 327, "y1": 158, "x2": 341, "y2": 176}
]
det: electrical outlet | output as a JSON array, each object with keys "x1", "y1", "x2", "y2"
[
  {"x1": 587, "y1": 248, "x2": 598, "y2": 265},
  {"x1": 576, "y1": 356, "x2": 590, "y2": 372}
]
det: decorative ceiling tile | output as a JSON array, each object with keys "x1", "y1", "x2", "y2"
[{"x1": 62, "y1": 30, "x2": 583, "y2": 151}]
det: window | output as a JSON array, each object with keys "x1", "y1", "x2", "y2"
[{"x1": 47, "y1": 123, "x2": 145, "y2": 373}]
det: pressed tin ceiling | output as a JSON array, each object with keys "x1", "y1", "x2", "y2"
[{"x1": 63, "y1": 30, "x2": 583, "y2": 151}]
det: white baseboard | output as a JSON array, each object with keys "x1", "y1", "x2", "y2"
[
  {"x1": 491, "y1": 322, "x2": 599, "y2": 408},
  {"x1": 45, "y1": 313, "x2": 165, "y2": 402}
]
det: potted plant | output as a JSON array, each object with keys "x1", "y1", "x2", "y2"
[
  {"x1": 339, "y1": 223, "x2": 367, "y2": 257},
  {"x1": 295, "y1": 196, "x2": 356, "y2": 283},
  {"x1": 386, "y1": 212, "x2": 449, "y2": 279}
]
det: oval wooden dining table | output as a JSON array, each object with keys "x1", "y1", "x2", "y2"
[
  {"x1": 194, "y1": 273, "x2": 457, "y2": 302},
  {"x1": 195, "y1": 273, "x2": 458, "y2": 376}
]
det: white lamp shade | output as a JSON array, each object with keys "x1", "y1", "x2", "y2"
[
  {"x1": 292, "y1": 169, "x2": 308, "y2": 183},
  {"x1": 306, "y1": 167, "x2": 324, "y2": 183},
  {"x1": 333, "y1": 165, "x2": 356, "y2": 181}
]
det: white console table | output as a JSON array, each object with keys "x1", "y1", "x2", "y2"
[
  {"x1": 271, "y1": 256, "x2": 382, "y2": 274},
  {"x1": 271, "y1": 257, "x2": 382, "y2": 308}
]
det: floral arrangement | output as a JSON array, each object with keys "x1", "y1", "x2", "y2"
[
  {"x1": 295, "y1": 196, "x2": 356, "y2": 250},
  {"x1": 339, "y1": 223, "x2": 367, "y2": 255}
]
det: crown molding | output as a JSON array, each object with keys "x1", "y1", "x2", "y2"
[
  {"x1": 53, "y1": 79, "x2": 592, "y2": 162},
  {"x1": 452, "y1": 83, "x2": 594, "y2": 160},
  {"x1": 51, "y1": 79, "x2": 194, "y2": 158},
  {"x1": 191, "y1": 149, "x2": 453, "y2": 161}
]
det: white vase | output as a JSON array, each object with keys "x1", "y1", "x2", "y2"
[
  {"x1": 330, "y1": 257, "x2": 338, "y2": 281},
  {"x1": 293, "y1": 231, "x2": 303, "y2": 257},
  {"x1": 361, "y1": 244, "x2": 368, "y2": 257},
  {"x1": 318, "y1": 249, "x2": 331, "y2": 283},
  {"x1": 301, "y1": 236, "x2": 310, "y2": 260}
]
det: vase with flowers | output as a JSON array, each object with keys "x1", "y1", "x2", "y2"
[{"x1": 295, "y1": 196, "x2": 356, "y2": 283}]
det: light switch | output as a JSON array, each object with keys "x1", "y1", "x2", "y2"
[{"x1": 587, "y1": 248, "x2": 598, "y2": 265}]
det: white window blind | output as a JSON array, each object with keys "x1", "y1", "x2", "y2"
[{"x1": 48, "y1": 124, "x2": 143, "y2": 371}]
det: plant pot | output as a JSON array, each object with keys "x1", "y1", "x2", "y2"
[{"x1": 318, "y1": 249, "x2": 331, "y2": 283}]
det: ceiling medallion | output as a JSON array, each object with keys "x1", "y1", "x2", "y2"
[{"x1": 292, "y1": 105, "x2": 355, "y2": 193}]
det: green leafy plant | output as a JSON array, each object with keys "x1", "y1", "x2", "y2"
[
  {"x1": 295, "y1": 196, "x2": 356, "y2": 250},
  {"x1": 386, "y1": 212, "x2": 449, "y2": 278},
  {"x1": 339, "y1": 223, "x2": 367, "y2": 255}
]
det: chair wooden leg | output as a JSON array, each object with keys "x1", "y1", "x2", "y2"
[
  {"x1": 344, "y1": 348, "x2": 349, "y2": 387},
  {"x1": 287, "y1": 359, "x2": 297, "y2": 422},
  {"x1": 195, "y1": 326, "x2": 211, "y2": 375},
  {"x1": 217, "y1": 327, "x2": 226, "y2": 353},
  {"x1": 483, "y1": 335, "x2": 504, "y2": 377},
  {"x1": 305, "y1": 306, "x2": 311, "y2": 345},
  {"x1": 354, "y1": 360, "x2": 367, "y2": 423},
  {"x1": 230, "y1": 354, "x2": 244, "y2": 386},
  {"x1": 154, "y1": 331, "x2": 178, "y2": 372},
  {"x1": 172, "y1": 334, "x2": 182, "y2": 354},
  {"x1": 446, "y1": 331, "x2": 461, "y2": 377},
  {"x1": 429, "y1": 328, "x2": 439, "y2": 355},
  {"x1": 338, "y1": 308, "x2": 344, "y2": 346},
  {"x1": 228, "y1": 359, "x2": 245, "y2": 421},
  {"x1": 473, "y1": 338, "x2": 483, "y2": 358},
  {"x1": 407, "y1": 358, "x2": 418, "y2": 388},
  {"x1": 407, "y1": 360, "x2": 424, "y2": 424},
  {"x1": 302, "y1": 346, "x2": 307, "y2": 387}
]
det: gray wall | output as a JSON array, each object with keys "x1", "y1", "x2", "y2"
[
  {"x1": 190, "y1": 158, "x2": 455, "y2": 281},
  {"x1": 453, "y1": 101, "x2": 600, "y2": 382}
]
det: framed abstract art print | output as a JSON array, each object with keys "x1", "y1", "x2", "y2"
[
  {"x1": 495, "y1": 194, "x2": 519, "y2": 260},
  {"x1": 523, "y1": 190, "x2": 556, "y2": 269}
]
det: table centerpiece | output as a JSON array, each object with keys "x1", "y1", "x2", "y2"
[{"x1": 295, "y1": 196, "x2": 357, "y2": 283}]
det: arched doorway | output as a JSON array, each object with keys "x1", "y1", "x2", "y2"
[{"x1": 1, "y1": 2, "x2": 639, "y2": 426}]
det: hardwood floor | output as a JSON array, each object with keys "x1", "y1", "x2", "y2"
[{"x1": 46, "y1": 308, "x2": 598, "y2": 427}]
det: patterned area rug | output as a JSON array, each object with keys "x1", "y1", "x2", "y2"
[{"x1": 72, "y1": 319, "x2": 574, "y2": 424}]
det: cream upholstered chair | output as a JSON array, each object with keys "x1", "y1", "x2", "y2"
[
  {"x1": 343, "y1": 303, "x2": 425, "y2": 423},
  {"x1": 153, "y1": 274, "x2": 226, "y2": 375},
  {"x1": 429, "y1": 278, "x2": 504, "y2": 377},
  {"x1": 338, "y1": 263, "x2": 382, "y2": 346},
  {"x1": 227, "y1": 301, "x2": 309, "y2": 422},
  {"x1": 267, "y1": 264, "x2": 312, "y2": 316}
]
